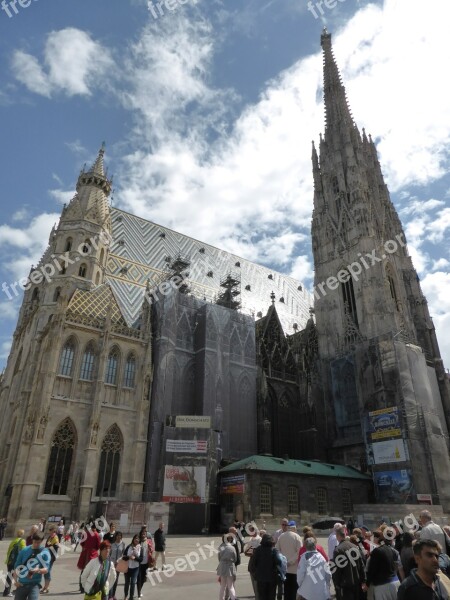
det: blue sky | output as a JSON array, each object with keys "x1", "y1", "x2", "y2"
[{"x1": 0, "y1": 0, "x2": 449, "y2": 370}]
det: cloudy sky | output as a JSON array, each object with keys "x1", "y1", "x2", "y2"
[{"x1": 0, "y1": 0, "x2": 449, "y2": 370}]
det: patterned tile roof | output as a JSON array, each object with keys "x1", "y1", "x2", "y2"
[
  {"x1": 106, "y1": 208, "x2": 313, "y2": 331},
  {"x1": 67, "y1": 284, "x2": 127, "y2": 325}
]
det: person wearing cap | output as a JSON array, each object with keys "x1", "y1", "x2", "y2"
[
  {"x1": 275, "y1": 521, "x2": 302, "y2": 600},
  {"x1": 13, "y1": 531, "x2": 52, "y2": 600},
  {"x1": 328, "y1": 523, "x2": 344, "y2": 561}
]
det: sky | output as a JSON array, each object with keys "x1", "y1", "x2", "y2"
[{"x1": 0, "y1": 0, "x2": 449, "y2": 371}]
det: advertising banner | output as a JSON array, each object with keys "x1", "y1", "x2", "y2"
[
  {"x1": 166, "y1": 439, "x2": 208, "y2": 453},
  {"x1": 372, "y1": 439, "x2": 407, "y2": 464},
  {"x1": 220, "y1": 475, "x2": 245, "y2": 495},
  {"x1": 172, "y1": 415, "x2": 211, "y2": 429},
  {"x1": 162, "y1": 465, "x2": 206, "y2": 503},
  {"x1": 374, "y1": 469, "x2": 413, "y2": 503},
  {"x1": 367, "y1": 406, "x2": 401, "y2": 440}
]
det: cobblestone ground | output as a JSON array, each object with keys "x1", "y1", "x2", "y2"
[{"x1": 0, "y1": 534, "x2": 333, "y2": 599}]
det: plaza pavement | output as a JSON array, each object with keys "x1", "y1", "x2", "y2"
[{"x1": 0, "y1": 534, "x2": 333, "y2": 599}]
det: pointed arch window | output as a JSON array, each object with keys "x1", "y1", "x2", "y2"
[
  {"x1": 105, "y1": 348, "x2": 119, "y2": 385},
  {"x1": 80, "y1": 343, "x2": 96, "y2": 381},
  {"x1": 44, "y1": 418, "x2": 76, "y2": 495},
  {"x1": 342, "y1": 276, "x2": 358, "y2": 327},
  {"x1": 123, "y1": 354, "x2": 136, "y2": 388},
  {"x1": 96, "y1": 425, "x2": 122, "y2": 497},
  {"x1": 230, "y1": 328, "x2": 242, "y2": 361},
  {"x1": 64, "y1": 238, "x2": 73, "y2": 252},
  {"x1": 100, "y1": 248, "x2": 105, "y2": 264},
  {"x1": 59, "y1": 338, "x2": 76, "y2": 377},
  {"x1": 78, "y1": 263, "x2": 87, "y2": 278},
  {"x1": 53, "y1": 287, "x2": 61, "y2": 302}
]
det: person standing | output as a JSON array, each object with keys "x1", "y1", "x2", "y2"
[
  {"x1": 13, "y1": 532, "x2": 51, "y2": 600},
  {"x1": 56, "y1": 520, "x2": 65, "y2": 542},
  {"x1": 245, "y1": 528, "x2": 262, "y2": 600},
  {"x1": 332, "y1": 528, "x2": 365, "y2": 600},
  {"x1": 217, "y1": 534, "x2": 237, "y2": 600},
  {"x1": 25, "y1": 526, "x2": 39, "y2": 546},
  {"x1": 272, "y1": 519, "x2": 288, "y2": 600},
  {"x1": 103, "y1": 523, "x2": 116, "y2": 544},
  {"x1": 137, "y1": 530, "x2": 154, "y2": 598},
  {"x1": 41, "y1": 525, "x2": 59, "y2": 594},
  {"x1": 328, "y1": 523, "x2": 344, "y2": 560},
  {"x1": 3, "y1": 528, "x2": 25, "y2": 597},
  {"x1": 77, "y1": 524, "x2": 101, "y2": 571},
  {"x1": 418, "y1": 510, "x2": 446, "y2": 550},
  {"x1": 0, "y1": 519, "x2": 7, "y2": 541},
  {"x1": 81, "y1": 541, "x2": 116, "y2": 600},
  {"x1": 398, "y1": 539, "x2": 449, "y2": 599},
  {"x1": 275, "y1": 521, "x2": 302, "y2": 600},
  {"x1": 123, "y1": 534, "x2": 142, "y2": 600},
  {"x1": 153, "y1": 522, "x2": 166, "y2": 571},
  {"x1": 297, "y1": 538, "x2": 331, "y2": 600},
  {"x1": 251, "y1": 534, "x2": 281, "y2": 600},
  {"x1": 363, "y1": 527, "x2": 404, "y2": 599},
  {"x1": 108, "y1": 531, "x2": 125, "y2": 600}
]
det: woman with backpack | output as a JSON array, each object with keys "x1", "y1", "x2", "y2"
[
  {"x1": 2, "y1": 528, "x2": 25, "y2": 597},
  {"x1": 81, "y1": 540, "x2": 116, "y2": 600},
  {"x1": 123, "y1": 534, "x2": 142, "y2": 600},
  {"x1": 41, "y1": 525, "x2": 60, "y2": 594}
]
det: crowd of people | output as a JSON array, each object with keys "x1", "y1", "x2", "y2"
[
  {"x1": 217, "y1": 509, "x2": 450, "y2": 600},
  {"x1": 1, "y1": 519, "x2": 167, "y2": 600}
]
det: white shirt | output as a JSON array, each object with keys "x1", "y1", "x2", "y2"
[
  {"x1": 126, "y1": 543, "x2": 142, "y2": 569},
  {"x1": 328, "y1": 533, "x2": 338, "y2": 560},
  {"x1": 418, "y1": 522, "x2": 446, "y2": 550},
  {"x1": 276, "y1": 530, "x2": 302, "y2": 574}
]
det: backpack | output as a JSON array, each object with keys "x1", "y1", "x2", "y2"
[
  {"x1": 272, "y1": 548, "x2": 287, "y2": 582},
  {"x1": 8, "y1": 541, "x2": 22, "y2": 567}
]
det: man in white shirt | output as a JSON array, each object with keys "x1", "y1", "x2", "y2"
[
  {"x1": 276, "y1": 520, "x2": 302, "y2": 600},
  {"x1": 417, "y1": 510, "x2": 446, "y2": 550},
  {"x1": 273, "y1": 518, "x2": 289, "y2": 544},
  {"x1": 328, "y1": 523, "x2": 344, "y2": 560}
]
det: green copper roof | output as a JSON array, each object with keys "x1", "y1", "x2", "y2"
[{"x1": 219, "y1": 455, "x2": 371, "y2": 481}]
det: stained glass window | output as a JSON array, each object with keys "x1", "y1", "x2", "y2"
[
  {"x1": 44, "y1": 418, "x2": 75, "y2": 495},
  {"x1": 96, "y1": 425, "x2": 122, "y2": 497}
]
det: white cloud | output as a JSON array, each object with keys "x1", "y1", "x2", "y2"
[
  {"x1": 0, "y1": 340, "x2": 13, "y2": 361},
  {"x1": 11, "y1": 208, "x2": 31, "y2": 222},
  {"x1": 290, "y1": 255, "x2": 314, "y2": 284},
  {"x1": 12, "y1": 28, "x2": 115, "y2": 98},
  {"x1": 49, "y1": 189, "x2": 75, "y2": 205},
  {"x1": 421, "y1": 271, "x2": 450, "y2": 370}
]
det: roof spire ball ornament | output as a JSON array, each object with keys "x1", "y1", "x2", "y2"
[{"x1": 270, "y1": 291, "x2": 276, "y2": 305}]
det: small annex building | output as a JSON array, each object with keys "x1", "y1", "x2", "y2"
[{"x1": 218, "y1": 455, "x2": 373, "y2": 531}]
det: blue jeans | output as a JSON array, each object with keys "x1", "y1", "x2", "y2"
[
  {"x1": 14, "y1": 584, "x2": 40, "y2": 600},
  {"x1": 124, "y1": 566, "x2": 139, "y2": 600}
]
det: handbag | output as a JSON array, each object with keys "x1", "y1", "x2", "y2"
[
  {"x1": 84, "y1": 593, "x2": 102, "y2": 600},
  {"x1": 116, "y1": 558, "x2": 129, "y2": 573}
]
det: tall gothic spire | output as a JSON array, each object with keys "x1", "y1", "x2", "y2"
[{"x1": 321, "y1": 28, "x2": 356, "y2": 143}]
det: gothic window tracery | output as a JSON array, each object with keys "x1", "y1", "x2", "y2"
[
  {"x1": 105, "y1": 348, "x2": 120, "y2": 385},
  {"x1": 96, "y1": 425, "x2": 122, "y2": 497},
  {"x1": 44, "y1": 418, "x2": 76, "y2": 495},
  {"x1": 230, "y1": 328, "x2": 242, "y2": 361},
  {"x1": 177, "y1": 313, "x2": 192, "y2": 349},
  {"x1": 59, "y1": 338, "x2": 76, "y2": 377},
  {"x1": 123, "y1": 353, "x2": 136, "y2": 388},
  {"x1": 80, "y1": 342, "x2": 96, "y2": 381}
]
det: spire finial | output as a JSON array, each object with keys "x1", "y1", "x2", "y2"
[{"x1": 270, "y1": 291, "x2": 275, "y2": 305}]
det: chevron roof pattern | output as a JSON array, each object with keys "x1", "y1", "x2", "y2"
[
  {"x1": 106, "y1": 208, "x2": 313, "y2": 333},
  {"x1": 67, "y1": 285, "x2": 127, "y2": 325}
]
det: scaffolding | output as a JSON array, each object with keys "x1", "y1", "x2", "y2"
[
  {"x1": 168, "y1": 253, "x2": 191, "y2": 294},
  {"x1": 216, "y1": 272, "x2": 241, "y2": 311}
]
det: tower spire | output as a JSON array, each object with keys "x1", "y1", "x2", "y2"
[{"x1": 321, "y1": 28, "x2": 356, "y2": 142}]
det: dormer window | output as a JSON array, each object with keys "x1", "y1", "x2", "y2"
[{"x1": 79, "y1": 264, "x2": 87, "y2": 278}]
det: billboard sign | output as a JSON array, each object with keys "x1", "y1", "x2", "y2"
[
  {"x1": 166, "y1": 439, "x2": 208, "y2": 453},
  {"x1": 367, "y1": 407, "x2": 401, "y2": 440},
  {"x1": 166, "y1": 415, "x2": 211, "y2": 429},
  {"x1": 374, "y1": 469, "x2": 413, "y2": 503},
  {"x1": 220, "y1": 475, "x2": 245, "y2": 495},
  {"x1": 372, "y1": 439, "x2": 407, "y2": 464},
  {"x1": 162, "y1": 465, "x2": 206, "y2": 503}
]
